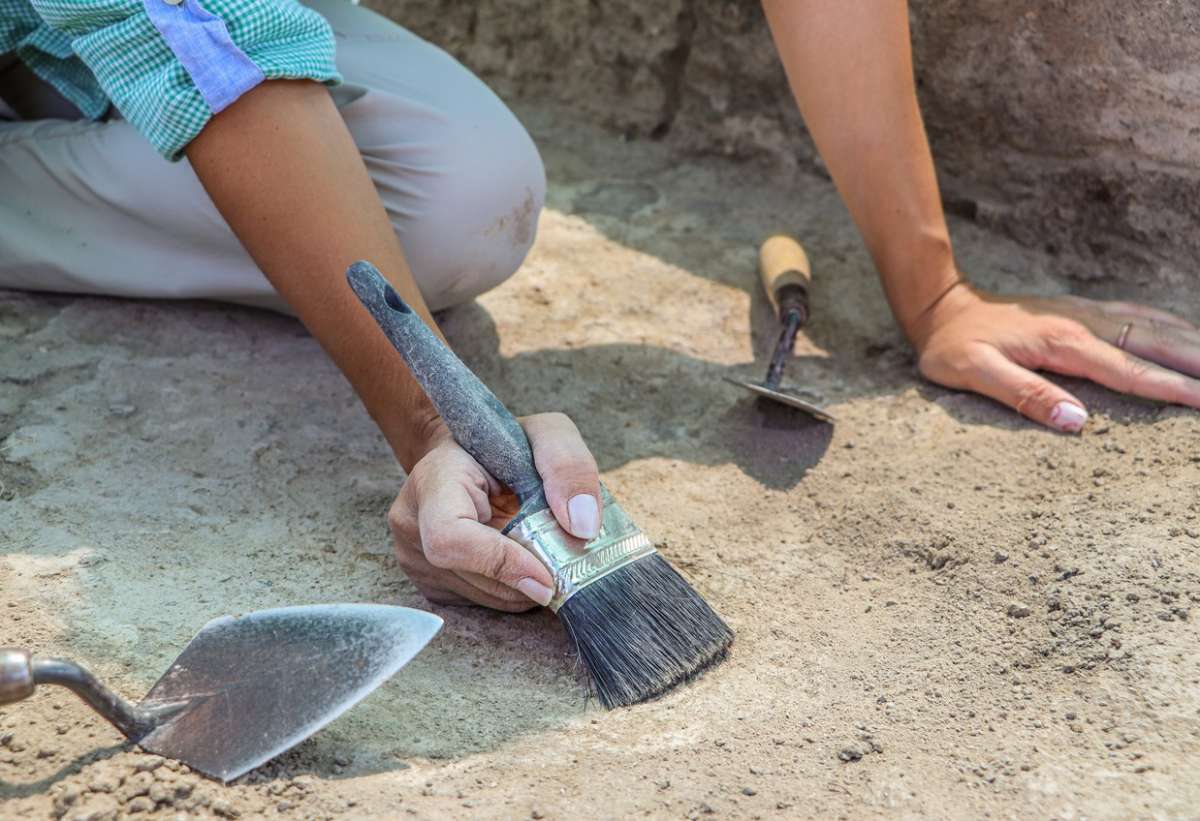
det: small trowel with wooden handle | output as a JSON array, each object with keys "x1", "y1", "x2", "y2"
[
  {"x1": 725, "y1": 235, "x2": 835, "y2": 423},
  {"x1": 0, "y1": 604, "x2": 442, "y2": 782}
]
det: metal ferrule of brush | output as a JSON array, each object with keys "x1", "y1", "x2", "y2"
[{"x1": 508, "y1": 486, "x2": 656, "y2": 611}]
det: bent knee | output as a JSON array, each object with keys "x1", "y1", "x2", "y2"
[{"x1": 386, "y1": 111, "x2": 546, "y2": 312}]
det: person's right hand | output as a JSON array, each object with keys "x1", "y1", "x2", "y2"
[{"x1": 387, "y1": 413, "x2": 602, "y2": 611}]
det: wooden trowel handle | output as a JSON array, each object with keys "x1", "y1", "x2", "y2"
[{"x1": 759, "y1": 235, "x2": 812, "y2": 322}]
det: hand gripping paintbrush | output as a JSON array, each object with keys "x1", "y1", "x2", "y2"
[{"x1": 347, "y1": 262, "x2": 733, "y2": 708}]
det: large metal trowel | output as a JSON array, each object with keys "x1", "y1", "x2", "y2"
[
  {"x1": 0, "y1": 604, "x2": 442, "y2": 782},
  {"x1": 725, "y1": 235, "x2": 835, "y2": 423}
]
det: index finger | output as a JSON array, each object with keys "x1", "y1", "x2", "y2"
[{"x1": 417, "y1": 479, "x2": 556, "y2": 606}]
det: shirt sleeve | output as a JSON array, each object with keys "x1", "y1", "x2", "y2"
[
  {"x1": 4, "y1": 1, "x2": 110, "y2": 119},
  {"x1": 29, "y1": 0, "x2": 341, "y2": 160}
]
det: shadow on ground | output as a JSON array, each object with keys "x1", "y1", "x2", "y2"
[{"x1": 440, "y1": 300, "x2": 833, "y2": 491}]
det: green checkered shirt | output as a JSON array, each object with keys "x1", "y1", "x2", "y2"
[{"x1": 0, "y1": 0, "x2": 339, "y2": 159}]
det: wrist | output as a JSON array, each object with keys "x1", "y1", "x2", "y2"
[
  {"x1": 391, "y1": 412, "x2": 452, "y2": 472},
  {"x1": 905, "y1": 279, "x2": 980, "y2": 353},
  {"x1": 873, "y1": 230, "x2": 964, "y2": 345}
]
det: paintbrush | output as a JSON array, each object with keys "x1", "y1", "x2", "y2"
[{"x1": 347, "y1": 262, "x2": 733, "y2": 707}]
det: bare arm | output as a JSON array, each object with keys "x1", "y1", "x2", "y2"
[
  {"x1": 186, "y1": 80, "x2": 601, "y2": 608},
  {"x1": 763, "y1": 1, "x2": 1200, "y2": 431},
  {"x1": 762, "y1": 1, "x2": 956, "y2": 335},
  {"x1": 186, "y1": 80, "x2": 442, "y2": 471}
]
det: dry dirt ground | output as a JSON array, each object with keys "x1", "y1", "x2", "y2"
[{"x1": 2, "y1": 105, "x2": 1198, "y2": 820}]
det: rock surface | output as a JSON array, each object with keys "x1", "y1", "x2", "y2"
[{"x1": 366, "y1": 0, "x2": 1200, "y2": 288}]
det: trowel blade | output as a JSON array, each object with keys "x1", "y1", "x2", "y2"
[
  {"x1": 136, "y1": 604, "x2": 442, "y2": 782},
  {"x1": 724, "y1": 377, "x2": 836, "y2": 423}
]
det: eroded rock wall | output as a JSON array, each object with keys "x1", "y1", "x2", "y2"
[{"x1": 365, "y1": 0, "x2": 1200, "y2": 285}]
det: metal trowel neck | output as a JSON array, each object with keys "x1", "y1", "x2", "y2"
[{"x1": 764, "y1": 300, "x2": 806, "y2": 391}]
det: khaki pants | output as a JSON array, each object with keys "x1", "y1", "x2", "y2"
[{"x1": 0, "y1": 0, "x2": 544, "y2": 313}]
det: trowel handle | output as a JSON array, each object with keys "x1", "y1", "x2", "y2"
[
  {"x1": 345, "y1": 262, "x2": 546, "y2": 507},
  {"x1": 759, "y1": 235, "x2": 812, "y2": 324},
  {"x1": 0, "y1": 649, "x2": 34, "y2": 705},
  {"x1": 0, "y1": 649, "x2": 162, "y2": 739}
]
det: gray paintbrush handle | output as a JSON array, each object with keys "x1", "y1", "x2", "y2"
[{"x1": 346, "y1": 261, "x2": 546, "y2": 506}]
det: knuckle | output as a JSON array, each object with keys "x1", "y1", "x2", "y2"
[
  {"x1": 422, "y1": 531, "x2": 460, "y2": 568},
  {"x1": 549, "y1": 457, "x2": 598, "y2": 487},
  {"x1": 918, "y1": 344, "x2": 980, "y2": 390},
  {"x1": 535, "y1": 449, "x2": 597, "y2": 488},
  {"x1": 484, "y1": 544, "x2": 523, "y2": 585},
  {"x1": 390, "y1": 521, "x2": 420, "y2": 555},
  {"x1": 526, "y1": 411, "x2": 577, "y2": 444},
  {"x1": 1014, "y1": 380, "x2": 1057, "y2": 416},
  {"x1": 956, "y1": 344, "x2": 994, "y2": 374},
  {"x1": 1044, "y1": 320, "x2": 1091, "y2": 352},
  {"x1": 1122, "y1": 355, "x2": 1153, "y2": 390},
  {"x1": 537, "y1": 411, "x2": 572, "y2": 429},
  {"x1": 386, "y1": 498, "x2": 410, "y2": 533},
  {"x1": 405, "y1": 468, "x2": 430, "y2": 499}
]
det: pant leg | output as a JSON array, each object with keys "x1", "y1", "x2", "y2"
[
  {"x1": 312, "y1": 0, "x2": 546, "y2": 310},
  {"x1": 0, "y1": 0, "x2": 545, "y2": 313}
]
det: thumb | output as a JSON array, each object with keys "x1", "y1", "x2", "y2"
[
  {"x1": 966, "y1": 345, "x2": 1089, "y2": 433},
  {"x1": 521, "y1": 413, "x2": 602, "y2": 539}
]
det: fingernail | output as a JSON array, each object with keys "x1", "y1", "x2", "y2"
[
  {"x1": 1049, "y1": 401, "x2": 1088, "y2": 433},
  {"x1": 515, "y1": 578, "x2": 554, "y2": 607},
  {"x1": 567, "y1": 494, "x2": 600, "y2": 540}
]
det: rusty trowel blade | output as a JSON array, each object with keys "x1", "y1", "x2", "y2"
[
  {"x1": 135, "y1": 604, "x2": 442, "y2": 782},
  {"x1": 724, "y1": 377, "x2": 836, "y2": 423}
]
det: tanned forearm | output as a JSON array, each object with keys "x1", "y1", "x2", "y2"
[
  {"x1": 186, "y1": 80, "x2": 448, "y2": 470},
  {"x1": 761, "y1": 1, "x2": 961, "y2": 342}
]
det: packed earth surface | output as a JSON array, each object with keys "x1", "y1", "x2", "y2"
[{"x1": 2, "y1": 106, "x2": 1198, "y2": 819}]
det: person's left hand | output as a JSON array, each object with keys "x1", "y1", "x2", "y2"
[{"x1": 911, "y1": 283, "x2": 1200, "y2": 432}]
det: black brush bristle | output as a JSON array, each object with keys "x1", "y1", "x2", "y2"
[{"x1": 557, "y1": 554, "x2": 733, "y2": 708}]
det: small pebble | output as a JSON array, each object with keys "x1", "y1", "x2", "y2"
[
  {"x1": 133, "y1": 755, "x2": 164, "y2": 773},
  {"x1": 87, "y1": 773, "x2": 119, "y2": 794},
  {"x1": 1007, "y1": 603, "x2": 1031, "y2": 619},
  {"x1": 211, "y1": 798, "x2": 240, "y2": 818},
  {"x1": 126, "y1": 795, "x2": 155, "y2": 814},
  {"x1": 149, "y1": 782, "x2": 174, "y2": 805},
  {"x1": 118, "y1": 772, "x2": 154, "y2": 801}
]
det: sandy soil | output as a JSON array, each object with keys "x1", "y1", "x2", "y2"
[{"x1": 2, "y1": 105, "x2": 1198, "y2": 820}]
